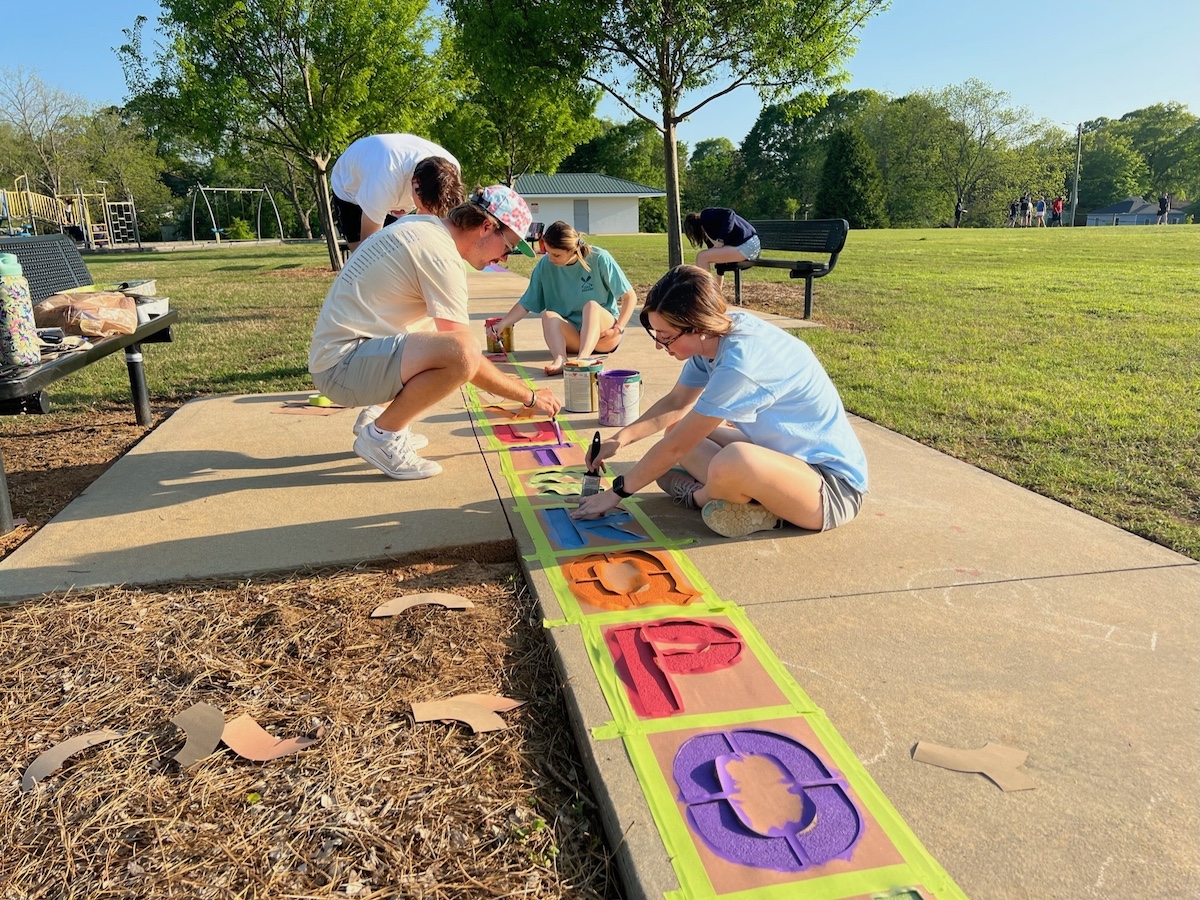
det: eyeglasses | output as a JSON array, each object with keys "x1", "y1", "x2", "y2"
[
  {"x1": 644, "y1": 325, "x2": 692, "y2": 348},
  {"x1": 496, "y1": 224, "x2": 518, "y2": 255}
]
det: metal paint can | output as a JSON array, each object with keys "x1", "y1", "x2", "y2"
[
  {"x1": 484, "y1": 317, "x2": 513, "y2": 353},
  {"x1": 598, "y1": 369, "x2": 643, "y2": 427},
  {"x1": 562, "y1": 358, "x2": 602, "y2": 413}
]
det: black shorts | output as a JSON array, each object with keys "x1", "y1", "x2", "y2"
[{"x1": 331, "y1": 193, "x2": 398, "y2": 243}]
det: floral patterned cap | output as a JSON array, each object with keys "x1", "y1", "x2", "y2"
[{"x1": 472, "y1": 185, "x2": 535, "y2": 257}]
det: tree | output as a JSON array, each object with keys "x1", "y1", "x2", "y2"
[
  {"x1": 0, "y1": 67, "x2": 88, "y2": 196},
  {"x1": 739, "y1": 91, "x2": 874, "y2": 220},
  {"x1": 1078, "y1": 131, "x2": 1149, "y2": 211},
  {"x1": 1112, "y1": 103, "x2": 1200, "y2": 197},
  {"x1": 120, "y1": 0, "x2": 455, "y2": 270},
  {"x1": 814, "y1": 126, "x2": 886, "y2": 228},
  {"x1": 923, "y1": 79, "x2": 1037, "y2": 222},
  {"x1": 858, "y1": 92, "x2": 949, "y2": 226},
  {"x1": 448, "y1": 0, "x2": 885, "y2": 267},
  {"x1": 682, "y1": 138, "x2": 739, "y2": 212}
]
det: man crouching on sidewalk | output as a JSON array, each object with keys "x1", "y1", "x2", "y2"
[{"x1": 309, "y1": 185, "x2": 561, "y2": 479}]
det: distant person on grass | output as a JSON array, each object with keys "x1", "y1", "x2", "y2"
[
  {"x1": 331, "y1": 134, "x2": 465, "y2": 252},
  {"x1": 572, "y1": 265, "x2": 868, "y2": 538},
  {"x1": 486, "y1": 222, "x2": 637, "y2": 375},
  {"x1": 1157, "y1": 193, "x2": 1170, "y2": 224},
  {"x1": 683, "y1": 208, "x2": 761, "y2": 288},
  {"x1": 954, "y1": 198, "x2": 966, "y2": 228},
  {"x1": 1007, "y1": 199, "x2": 1019, "y2": 227},
  {"x1": 1051, "y1": 196, "x2": 1064, "y2": 226},
  {"x1": 309, "y1": 185, "x2": 561, "y2": 480},
  {"x1": 1035, "y1": 195, "x2": 1047, "y2": 227}
]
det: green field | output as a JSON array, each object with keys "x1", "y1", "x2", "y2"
[{"x1": 13, "y1": 225, "x2": 1199, "y2": 559}]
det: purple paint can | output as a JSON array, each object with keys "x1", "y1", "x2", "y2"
[{"x1": 598, "y1": 369, "x2": 642, "y2": 427}]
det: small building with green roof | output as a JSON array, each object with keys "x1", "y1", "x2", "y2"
[{"x1": 512, "y1": 174, "x2": 666, "y2": 235}]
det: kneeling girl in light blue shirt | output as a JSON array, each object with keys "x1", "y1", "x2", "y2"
[{"x1": 487, "y1": 221, "x2": 637, "y2": 375}]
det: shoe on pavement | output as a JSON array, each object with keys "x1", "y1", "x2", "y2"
[
  {"x1": 353, "y1": 425, "x2": 442, "y2": 480},
  {"x1": 656, "y1": 468, "x2": 703, "y2": 509},
  {"x1": 353, "y1": 405, "x2": 428, "y2": 449},
  {"x1": 701, "y1": 499, "x2": 782, "y2": 538}
]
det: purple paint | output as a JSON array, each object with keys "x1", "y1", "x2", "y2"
[{"x1": 672, "y1": 729, "x2": 863, "y2": 871}]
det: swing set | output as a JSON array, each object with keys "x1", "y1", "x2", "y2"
[{"x1": 188, "y1": 184, "x2": 285, "y2": 244}]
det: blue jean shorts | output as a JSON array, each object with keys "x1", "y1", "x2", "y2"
[{"x1": 735, "y1": 234, "x2": 762, "y2": 260}]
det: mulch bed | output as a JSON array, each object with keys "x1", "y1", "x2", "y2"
[{"x1": 0, "y1": 556, "x2": 620, "y2": 898}]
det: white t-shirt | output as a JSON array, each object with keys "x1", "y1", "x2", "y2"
[
  {"x1": 330, "y1": 134, "x2": 460, "y2": 226},
  {"x1": 308, "y1": 217, "x2": 469, "y2": 374}
]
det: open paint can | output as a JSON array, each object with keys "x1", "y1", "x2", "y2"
[
  {"x1": 563, "y1": 358, "x2": 602, "y2": 412},
  {"x1": 598, "y1": 369, "x2": 642, "y2": 427},
  {"x1": 484, "y1": 317, "x2": 513, "y2": 353}
]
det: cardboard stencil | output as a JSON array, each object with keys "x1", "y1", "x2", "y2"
[
  {"x1": 22, "y1": 730, "x2": 124, "y2": 791},
  {"x1": 913, "y1": 741, "x2": 1036, "y2": 792},
  {"x1": 222, "y1": 714, "x2": 323, "y2": 761},
  {"x1": 168, "y1": 702, "x2": 225, "y2": 768},
  {"x1": 566, "y1": 550, "x2": 700, "y2": 612},
  {"x1": 371, "y1": 592, "x2": 475, "y2": 618}
]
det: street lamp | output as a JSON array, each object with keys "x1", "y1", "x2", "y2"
[{"x1": 1070, "y1": 124, "x2": 1082, "y2": 227}]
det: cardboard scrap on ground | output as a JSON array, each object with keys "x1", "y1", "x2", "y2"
[
  {"x1": 168, "y1": 702, "x2": 225, "y2": 768},
  {"x1": 913, "y1": 740, "x2": 1036, "y2": 791},
  {"x1": 370, "y1": 591, "x2": 475, "y2": 618},
  {"x1": 221, "y1": 714, "x2": 323, "y2": 761},
  {"x1": 22, "y1": 730, "x2": 124, "y2": 791},
  {"x1": 411, "y1": 694, "x2": 525, "y2": 734},
  {"x1": 272, "y1": 401, "x2": 346, "y2": 416}
]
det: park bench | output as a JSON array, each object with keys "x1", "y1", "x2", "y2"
[
  {"x1": 0, "y1": 233, "x2": 177, "y2": 534},
  {"x1": 715, "y1": 218, "x2": 849, "y2": 318}
]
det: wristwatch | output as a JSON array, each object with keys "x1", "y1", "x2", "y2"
[{"x1": 611, "y1": 475, "x2": 633, "y2": 498}]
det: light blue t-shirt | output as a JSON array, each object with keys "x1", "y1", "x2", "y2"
[
  {"x1": 519, "y1": 247, "x2": 633, "y2": 331},
  {"x1": 678, "y1": 311, "x2": 869, "y2": 492}
]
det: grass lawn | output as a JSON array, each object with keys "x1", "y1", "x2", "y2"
[{"x1": 23, "y1": 225, "x2": 1200, "y2": 560}]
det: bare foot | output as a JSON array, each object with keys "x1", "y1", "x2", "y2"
[{"x1": 544, "y1": 357, "x2": 566, "y2": 376}]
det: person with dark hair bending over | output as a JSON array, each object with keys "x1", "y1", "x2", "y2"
[
  {"x1": 683, "y1": 208, "x2": 762, "y2": 287},
  {"x1": 331, "y1": 133, "x2": 466, "y2": 252},
  {"x1": 572, "y1": 265, "x2": 867, "y2": 538},
  {"x1": 486, "y1": 221, "x2": 637, "y2": 375}
]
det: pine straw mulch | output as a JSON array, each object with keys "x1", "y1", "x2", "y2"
[{"x1": 0, "y1": 555, "x2": 621, "y2": 899}]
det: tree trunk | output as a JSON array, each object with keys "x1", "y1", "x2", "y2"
[
  {"x1": 662, "y1": 115, "x2": 683, "y2": 269},
  {"x1": 311, "y1": 158, "x2": 342, "y2": 272}
]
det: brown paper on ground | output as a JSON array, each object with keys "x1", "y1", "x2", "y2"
[
  {"x1": 371, "y1": 592, "x2": 475, "y2": 618},
  {"x1": 411, "y1": 694, "x2": 523, "y2": 733},
  {"x1": 913, "y1": 740, "x2": 1036, "y2": 791},
  {"x1": 168, "y1": 702, "x2": 225, "y2": 768},
  {"x1": 22, "y1": 730, "x2": 124, "y2": 791},
  {"x1": 723, "y1": 753, "x2": 808, "y2": 836},
  {"x1": 221, "y1": 714, "x2": 323, "y2": 761},
  {"x1": 596, "y1": 560, "x2": 651, "y2": 595},
  {"x1": 272, "y1": 401, "x2": 346, "y2": 416}
]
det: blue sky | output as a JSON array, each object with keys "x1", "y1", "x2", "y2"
[{"x1": 4, "y1": 0, "x2": 1198, "y2": 150}]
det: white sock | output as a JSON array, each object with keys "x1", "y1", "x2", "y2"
[{"x1": 368, "y1": 423, "x2": 396, "y2": 439}]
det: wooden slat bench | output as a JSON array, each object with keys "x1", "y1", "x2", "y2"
[
  {"x1": 0, "y1": 233, "x2": 177, "y2": 534},
  {"x1": 715, "y1": 218, "x2": 849, "y2": 318}
]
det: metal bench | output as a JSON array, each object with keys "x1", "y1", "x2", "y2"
[
  {"x1": 0, "y1": 233, "x2": 176, "y2": 534},
  {"x1": 716, "y1": 218, "x2": 849, "y2": 318}
]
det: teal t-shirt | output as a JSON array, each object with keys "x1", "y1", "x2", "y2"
[{"x1": 519, "y1": 247, "x2": 633, "y2": 331}]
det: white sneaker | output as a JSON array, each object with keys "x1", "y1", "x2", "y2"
[
  {"x1": 353, "y1": 405, "x2": 428, "y2": 449},
  {"x1": 353, "y1": 426, "x2": 442, "y2": 479},
  {"x1": 701, "y1": 499, "x2": 782, "y2": 538}
]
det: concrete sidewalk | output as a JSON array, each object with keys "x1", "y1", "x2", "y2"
[{"x1": 2, "y1": 268, "x2": 1196, "y2": 898}]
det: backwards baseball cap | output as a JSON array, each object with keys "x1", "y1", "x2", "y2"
[{"x1": 471, "y1": 185, "x2": 535, "y2": 257}]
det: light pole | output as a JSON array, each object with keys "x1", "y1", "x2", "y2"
[{"x1": 1070, "y1": 124, "x2": 1082, "y2": 227}]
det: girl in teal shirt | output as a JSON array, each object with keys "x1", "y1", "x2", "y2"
[{"x1": 487, "y1": 222, "x2": 637, "y2": 375}]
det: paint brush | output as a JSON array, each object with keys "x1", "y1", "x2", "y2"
[
  {"x1": 551, "y1": 416, "x2": 563, "y2": 445},
  {"x1": 581, "y1": 431, "x2": 602, "y2": 497}
]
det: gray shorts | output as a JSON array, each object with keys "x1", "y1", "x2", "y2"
[
  {"x1": 815, "y1": 465, "x2": 864, "y2": 531},
  {"x1": 735, "y1": 234, "x2": 762, "y2": 260},
  {"x1": 311, "y1": 335, "x2": 408, "y2": 408}
]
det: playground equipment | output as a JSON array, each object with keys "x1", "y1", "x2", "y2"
[
  {"x1": 188, "y1": 184, "x2": 285, "y2": 244},
  {"x1": 0, "y1": 177, "x2": 142, "y2": 250}
]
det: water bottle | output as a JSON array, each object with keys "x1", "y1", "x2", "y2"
[{"x1": 0, "y1": 253, "x2": 40, "y2": 367}]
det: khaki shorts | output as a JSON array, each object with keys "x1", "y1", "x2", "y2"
[
  {"x1": 815, "y1": 465, "x2": 864, "y2": 531},
  {"x1": 311, "y1": 334, "x2": 408, "y2": 408}
]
